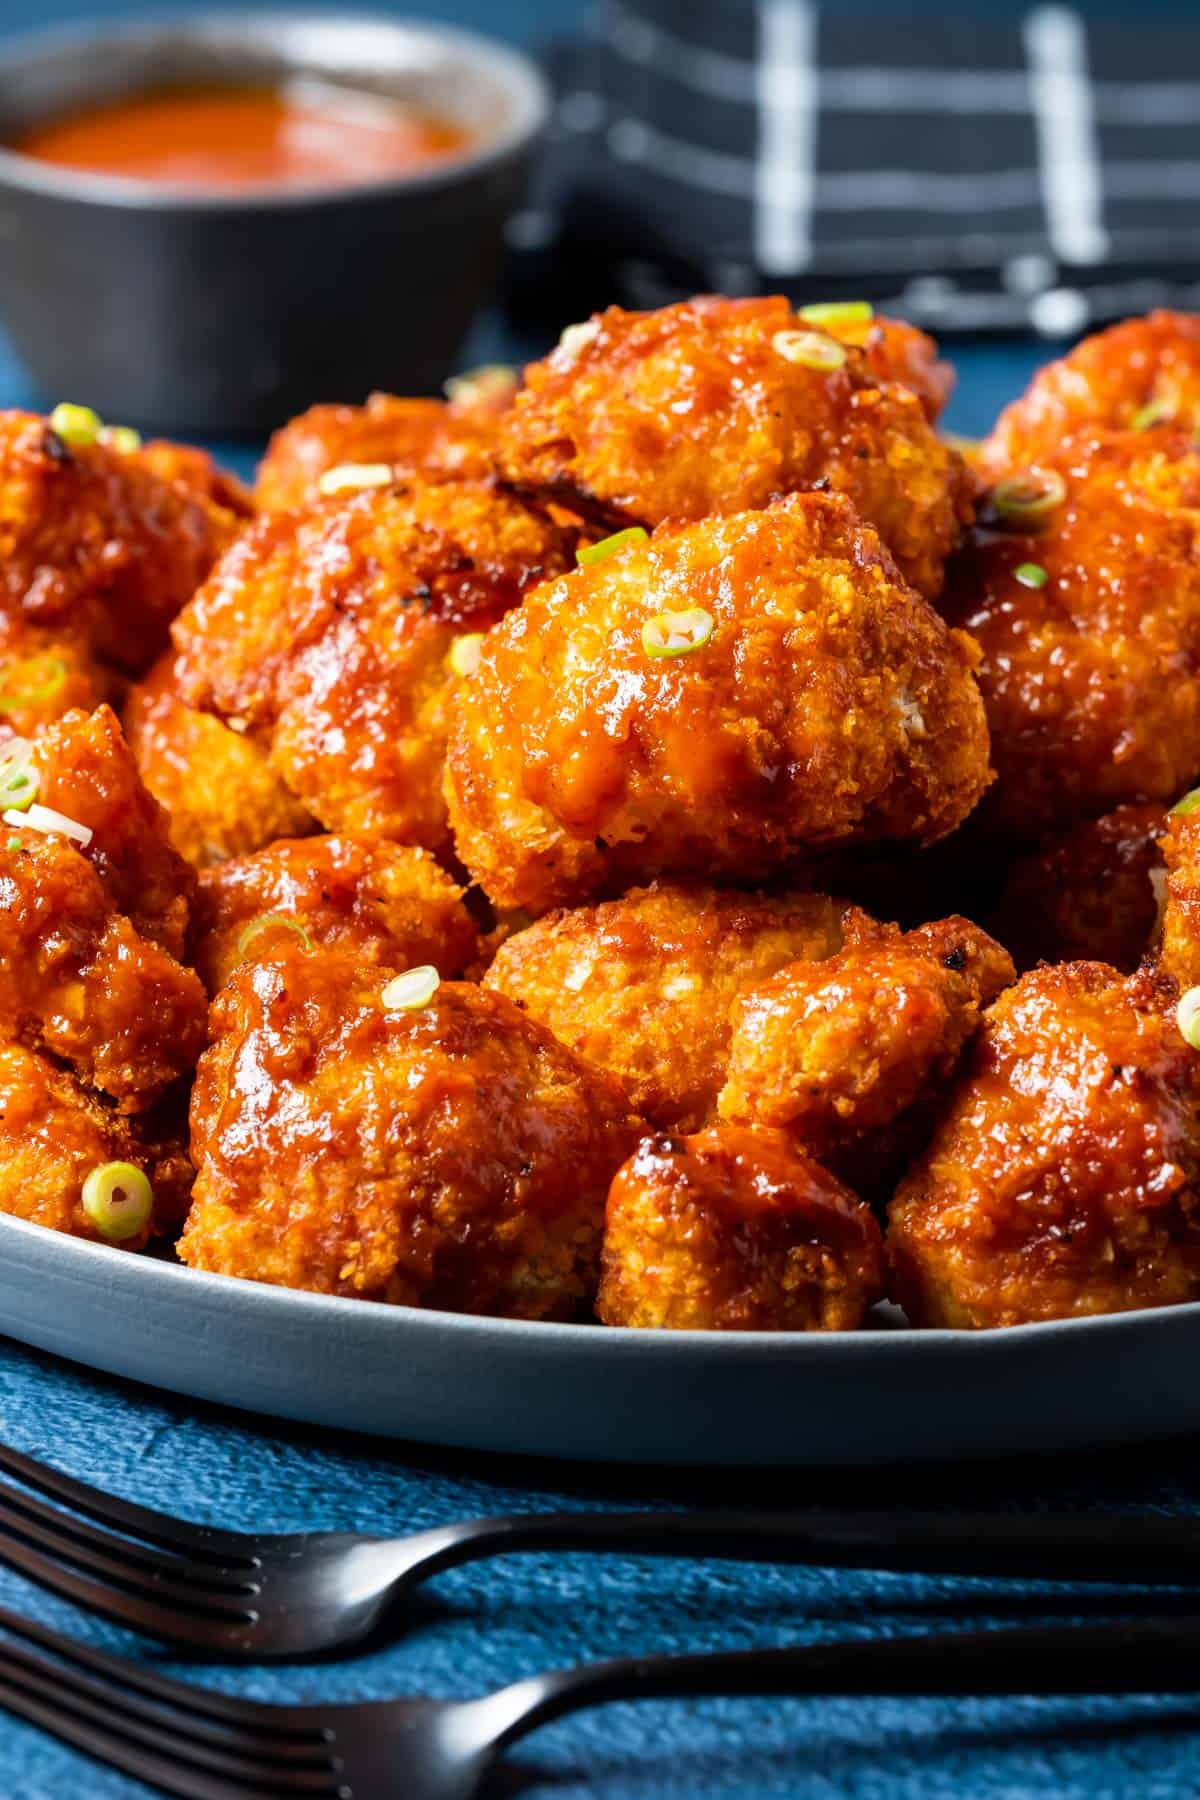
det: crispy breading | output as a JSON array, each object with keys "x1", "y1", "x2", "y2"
[
  {"x1": 719, "y1": 915, "x2": 1014, "y2": 1167},
  {"x1": 171, "y1": 478, "x2": 574, "y2": 855},
  {"x1": 981, "y1": 311, "x2": 1200, "y2": 478},
  {"x1": 1158, "y1": 807, "x2": 1200, "y2": 991},
  {"x1": 0, "y1": 829, "x2": 206, "y2": 1111},
  {"x1": 446, "y1": 493, "x2": 991, "y2": 912},
  {"x1": 824, "y1": 313, "x2": 954, "y2": 421},
  {"x1": 0, "y1": 615, "x2": 114, "y2": 744},
  {"x1": 484, "y1": 881, "x2": 848, "y2": 1130},
  {"x1": 255, "y1": 392, "x2": 497, "y2": 513},
  {"x1": 0, "y1": 410, "x2": 241, "y2": 673},
  {"x1": 495, "y1": 296, "x2": 972, "y2": 597},
  {"x1": 32, "y1": 705, "x2": 196, "y2": 958},
  {"x1": 943, "y1": 428, "x2": 1200, "y2": 837},
  {"x1": 189, "y1": 833, "x2": 479, "y2": 994},
  {"x1": 888, "y1": 962, "x2": 1200, "y2": 1327},
  {"x1": 180, "y1": 951, "x2": 642, "y2": 1316},
  {"x1": 123, "y1": 652, "x2": 315, "y2": 868},
  {"x1": 596, "y1": 1124, "x2": 884, "y2": 1330},
  {"x1": 989, "y1": 803, "x2": 1166, "y2": 973},
  {"x1": 0, "y1": 1042, "x2": 192, "y2": 1246}
]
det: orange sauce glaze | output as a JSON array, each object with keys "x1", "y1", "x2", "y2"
[{"x1": 11, "y1": 85, "x2": 472, "y2": 191}]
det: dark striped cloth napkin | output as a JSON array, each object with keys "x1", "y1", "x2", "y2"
[{"x1": 504, "y1": 1, "x2": 1200, "y2": 337}]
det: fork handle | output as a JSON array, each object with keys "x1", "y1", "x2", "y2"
[
  {"x1": 411, "y1": 1505, "x2": 1200, "y2": 1586},
  {"x1": 474, "y1": 1615, "x2": 1200, "y2": 1752}
]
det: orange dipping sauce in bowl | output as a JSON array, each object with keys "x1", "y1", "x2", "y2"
[{"x1": 10, "y1": 83, "x2": 472, "y2": 191}]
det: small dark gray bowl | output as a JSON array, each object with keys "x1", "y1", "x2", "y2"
[{"x1": 0, "y1": 12, "x2": 548, "y2": 433}]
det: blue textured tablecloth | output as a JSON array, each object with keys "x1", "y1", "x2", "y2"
[{"x1": 3, "y1": 2, "x2": 1200, "y2": 1796}]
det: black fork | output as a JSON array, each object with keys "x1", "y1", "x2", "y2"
[
  {"x1": 3, "y1": 1439, "x2": 1200, "y2": 1658},
  {"x1": 4, "y1": 1606, "x2": 1200, "y2": 1799}
]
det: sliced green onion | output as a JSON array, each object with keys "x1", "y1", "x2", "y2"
[
  {"x1": 5, "y1": 836, "x2": 20, "y2": 851},
  {"x1": 0, "y1": 739, "x2": 36, "y2": 812},
  {"x1": 100, "y1": 424, "x2": 142, "y2": 453},
  {"x1": 1014, "y1": 562, "x2": 1048, "y2": 589},
  {"x1": 992, "y1": 468, "x2": 1067, "y2": 525},
  {"x1": 49, "y1": 403, "x2": 103, "y2": 447},
  {"x1": 1132, "y1": 399, "x2": 1170, "y2": 432},
  {"x1": 557, "y1": 320, "x2": 600, "y2": 359},
  {"x1": 771, "y1": 329, "x2": 847, "y2": 371},
  {"x1": 448, "y1": 632, "x2": 485, "y2": 677},
  {"x1": 576, "y1": 527, "x2": 649, "y2": 568},
  {"x1": 5, "y1": 802, "x2": 91, "y2": 846},
  {"x1": 81, "y1": 1161, "x2": 153, "y2": 1241},
  {"x1": 0, "y1": 654, "x2": 68, "y2": 715},
  {"x1": 1178, "y1": 987, "x2": 1200, "y2": 1051},
  {"x1": 236, "y1": 914, "x2": 314, "y2": 958},
  {"x1": 317, "y1": 462, "x2": 393, "y2": 498},
  {"x1": 1173, "y1": 788, "x2": 1200, "y2": 816},
  {"x1": 798, "y1": 301, "x2": 874, "y2": 326},
  {"x1": 443, "y1": 364, "x2": 517, "y2": 408},
  {"x1": 381, "y1": 964, "x2": 440, "y2": 1011},
  {"x1": 642, "y1": 607, "x2": 715, "y2": 659}
]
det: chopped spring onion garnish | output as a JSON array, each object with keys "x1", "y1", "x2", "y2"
[
  {"x1": 0, "y1": 654, "x2": 68, "y2": 715},
  {"x1": 448, "y1": 633, "x2": 485, "y2": 677},
  {"x1": 81, "y1": 1161, "x2": 153, "y2": 1242},
  {"x1": 100, "y1": 424, "x2": 142, "y2": 453},
  {"x1": 1173, "y1": 788, "x2": 1200, "y2": 816},
  {"x1": 382, "y1": 965, "x2": 440, "y2": 1012},
  {"x1": 4, "y1": 837, "x2": 19, "y2": 851},
  {"x1": 1132, "y1": 399, "x2": 1170, "y2": 432},
  {"x1": 577, "y1": 527, "x2": 649, "y2": 568},
  {"x1": 1, "y1": 802, "x2": 92, "y2": 846},
  {"x1": 642, "y1": 607, "x2": 715, "y2": 659},
  {"x1": 444, "y1": 364, "x2": 517, "y2": 408},
  {"x1": 1178, "y1": 987, "x2": 1200, "y2": 1051},
  {"x1": 992, "y1": 469, "x2": 1067, "y2": 525},
  {"x1": 0, "y1": 739, "x2": 36, "y2": 812},
  {"x1": 236, "y1": 914, "x2": 314, "y2": 958},
  {"x1": 798, "y1": 300, "x2": 874, "y2": 326},
  {"x1": 1014, "y1": 562, "x2": 1048, "y2": 589},
  {"x1": 317, "y1": 462, "x2": 393, "y2": 498},
  {"x1": 771, "y1": 329, "x2": 847, "y2": 371},
  {"x1": 49, "y1": 402, "x2": 103, "y2": 447},
  {"x1": 557, "y1": 320, "x2": 600, "y2": 359}
]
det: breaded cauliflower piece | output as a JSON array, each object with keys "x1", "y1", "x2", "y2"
[
  {"x1": 989, "y1": 803, "x2": 1166, "y2": 974},
  {"x1": 981, "y1": 311, "x2": 1200, "y2": 478},
  {"x1": 484, "y1": 881, "x2": 848, "y2": 1130},
  {"x1": 0, "y1": 410, "x2": 241, "y2": 674},
  {"x1": 255, "y1": 391, "x2": 499, "y2": 513},
  {"x1": 446, "y1": 493, "x2": 991, "y2": 912},
  {"x1": 888, "y1": 963, "x2": 1200, "y2": 1327},
  {"x1": 32, "y1": 704, "x2": 197, "y2": 958},
  {"x1": 1158, "y1": 806, "x2": 1200, "y2": 991},
  {"x1": 171, "y1": 478, "x2": 574, "y2": 855},
  {"x1": 189, "y1": 833, "x2": 479, "y2": 994},
  {"x1": 123, "y1": 652, "x2": 315, "y2": 868},
  {"x1": 943, "y1": 428, "x2": 1200, "y2": 837},
  {"x1": 0, "y1": 616, "x2": 114, "y2": 743},
  {"x1": 0, "y1": 829, "x2": 206, "y2": 1111},
  {"x1": 719, "y1": 915, "x2": 1014, "y2": 1167},
  {"x1": 496, "y1": 296, "x2": 973, "y2": 598},
  {"x1": 180, "y1": 950, "x2": 642, "y2": 1315},
  {"x1": 596, "y1": 1124, "x2": 884, "y2": 1331},
  {"x1": 0, "y1": 1042, "x2": 192, "y2": 1246}
]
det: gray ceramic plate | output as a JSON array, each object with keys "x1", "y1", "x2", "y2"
[{"x1": 0, "y1": 1208, "x2": 1196, "y2": 1465}]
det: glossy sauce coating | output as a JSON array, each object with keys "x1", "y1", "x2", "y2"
[
  {"x1": 597, "y1": 1124, "x2": 884, "y2": 1331},
  {"x1": 496, "y1": 296, "x2": 973, "y2": 598},
  {"x1": 171, "y1": 478, "x2": 573, "y2": 854},
  {"x1": 13, "y1": 86, "x2": 470, "y2": 191},
  {"x1": 256, "y1": 392, "x2": 500, "y2": 514},
  {"x1": 446, "y1": 493, "x2": 991, "y2": 912},
  {"x1": 189, "y1": 833, "x2": 478, "y2": 995},
  {"x1": 1158, "y1": 808, "x2": 1200, "y2": 991},
  {"x1": 943, "y1": 428, "x2": 1200, "y2": 837},
  {"x1": 123, "y1": 652, "x2": 316, "y2": 868},
  {"x1": 889, "y1": 963, "x2": 1200, "y2": 1328},
  {"x1": 0, "y1": 1042, "x2": 191, "y2": 1247},
  {"x1": 181, "y1": 952, "x2": 643, "y2": 1316},
  {"x1": 485, "y1": 881, "x2": 849, "y2": 1130}
]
